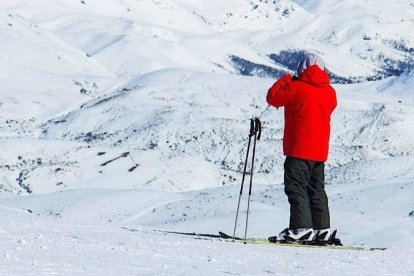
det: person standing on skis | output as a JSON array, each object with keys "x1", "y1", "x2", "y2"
[{"x1": 266, "y1": 53, "x2": 337, "y2": 242}]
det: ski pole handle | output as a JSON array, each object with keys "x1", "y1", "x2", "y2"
[
  {"x1": 249, "y1": 118, "x2": 255, "y2": 137},
  {"x1": 254, "y1": 117, "x2": 262, "y2": 140}
]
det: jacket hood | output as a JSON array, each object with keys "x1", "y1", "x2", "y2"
[
  {"x1": 298, "y1": 65, "x2": 330, "y2": 87},
  {"x1": 297, "y1": 53, "x2": 325, "y2": 76}
]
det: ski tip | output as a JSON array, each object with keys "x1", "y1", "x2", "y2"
[
  {"x1": 218, "y1": 231, "x2": 231, "y2": 239},
  {"x1": 219, "y1": 231, "x2": 242, "y2": 240}
]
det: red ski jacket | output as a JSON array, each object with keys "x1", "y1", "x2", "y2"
[{"x1": 266, "y1": 65, "x2": 337, "y2": 162}]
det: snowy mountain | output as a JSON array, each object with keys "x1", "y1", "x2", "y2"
[{"x1": 1, "y1": 0, "x2": 414, "y2": 275}]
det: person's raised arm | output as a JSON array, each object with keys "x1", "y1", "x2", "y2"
[{"x1": 266, "y1": 74, "x2": 294, "y2": 108}]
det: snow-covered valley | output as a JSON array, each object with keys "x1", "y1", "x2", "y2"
[{"x1": 1, "y1": 0, "x2": 414, "y2": 275}]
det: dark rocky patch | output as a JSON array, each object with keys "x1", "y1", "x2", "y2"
[{"x1": 229, "y1": 55, "x2": 286, "y2": 78}]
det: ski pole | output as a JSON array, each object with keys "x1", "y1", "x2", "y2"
[
  {"x1": 243, "y1": 117, "x2": 261, "y2": 243},
  {"x1": 232, "y1": 119, "x2": 255, "y2": 241}
]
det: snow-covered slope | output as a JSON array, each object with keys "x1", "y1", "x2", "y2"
[
  {"x1": 1, "y1": 199, "x2": 412, "y2": 275},
  {"x1": 1, "y1": 0, "x2": 414, "y2": 274},
  {"x1": 2, "y1": 0, "x2": 414, "y2": 79},
  {"x1": 0, "y1": 11, "x2": 117, "y2": 123},
  {"x1": 1, "y1": 196, "x2": 413, "y2": 275},
  {"x1": 379, "y1": 70, "x2": 414, "y2": 100},
  {"x1": 3, "y1": 69, "x2": 413, "y2": 194}
]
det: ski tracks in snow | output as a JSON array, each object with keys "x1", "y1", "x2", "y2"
[{"x1": 121, "y1": 198, "x2": 186, "y2": 223}]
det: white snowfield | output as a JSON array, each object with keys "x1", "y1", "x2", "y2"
[{"x1": 0, "y1": 0, "x2": 414, "y2": 275}]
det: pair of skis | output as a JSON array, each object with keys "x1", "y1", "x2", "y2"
[{"x1": 148, "y1": 229, "x2": 386, "y2": 251}]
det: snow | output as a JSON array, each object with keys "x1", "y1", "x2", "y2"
[
  {"x1": 1, "y1": 0, "x2": 414, "y2": 275},
  {"x1": 379, "y1": 70, "x2": 414, "y2": 100},
  {"x1": 1, "y1": 190, "x2": 413, "y2": 275}
]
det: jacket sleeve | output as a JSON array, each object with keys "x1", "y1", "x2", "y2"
[{"x1": 266, "y1": 74, "x2": 294, "y2": 108}]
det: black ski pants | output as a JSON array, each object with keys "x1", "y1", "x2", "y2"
[{"x1": 284, "y1": 156, "x2": 330, "y2": 230}]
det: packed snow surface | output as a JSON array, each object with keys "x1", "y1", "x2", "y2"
[{"x1": 1, "y1": 0, "x2": 414, "y2": 275}]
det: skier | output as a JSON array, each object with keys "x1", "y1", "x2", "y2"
[{"x1": 266, "y1": 53, "x2": 337, "y2": 242}]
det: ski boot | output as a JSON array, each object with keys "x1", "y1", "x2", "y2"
[
  {"x1": 311, "y1": 229, "x2": 342, "y2": 246},
  {"x1": 269, "y1": 228, "x2": 314, "y2": 243}
]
